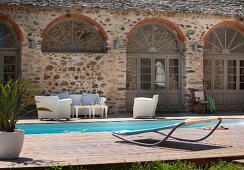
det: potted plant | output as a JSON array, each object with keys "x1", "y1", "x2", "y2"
[{"x1": 0, "y1": 79, "x2": 48, "y2": 159}]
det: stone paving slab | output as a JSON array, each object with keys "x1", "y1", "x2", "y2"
[{"x1": 0, "y1": 126, "x2": 244, "y2": 169}]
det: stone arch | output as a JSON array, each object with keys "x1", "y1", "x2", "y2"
[
  {"x1": 126, "y1": 20, "x2": 184, "y2": 111},
  {"x1": 0, "y1": 12, "x2": 24, "y2": 42},
  {"x1": 202, "y1": 21, "x2": 244, "y2": 109},
  {"x1": 41, "y1": 14, "x2": 108, "y2": 41},
  {"x1": 203, "y1": 21, "x2": 244, "y2": 42},
  {"x1": 0, "y1": 13, "x2": 21, "y2": 84},
  {"x1": 127, "y1": 18, "x2": 187, "y2": 42}
]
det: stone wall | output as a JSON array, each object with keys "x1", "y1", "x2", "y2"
[
  {"x1": 0, "y1": 4, "x2": 243, "y2": 113},
  {"x1": 1, "y1": 0, "x2": 243, "y2": 17}
]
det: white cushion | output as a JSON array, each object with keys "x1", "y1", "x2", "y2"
[{"x1": 81, "y1": 93, "x2": 99, "y2": 105}]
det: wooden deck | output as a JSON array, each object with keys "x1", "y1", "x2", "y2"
[{"x1": 0, "y1": 125, "x2": 244, "y2": 169}]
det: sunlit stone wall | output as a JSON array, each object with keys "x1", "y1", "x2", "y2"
[{"x1": 0, "y1": 4, "x2": 242, "y2": 113}]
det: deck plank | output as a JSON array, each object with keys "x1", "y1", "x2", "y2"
[{"x1": 0, "y1": 126, "x2": 244, "y2": 169}]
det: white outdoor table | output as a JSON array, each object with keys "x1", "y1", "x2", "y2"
[
  {"x1": 91, "y1": 105, "x2": 108, "y2": 118},
  {"x1": 74, "y1": 105, "x2": 92, "y2": 118}
]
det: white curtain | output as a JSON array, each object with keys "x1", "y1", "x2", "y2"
[{"x1": 155, "y1": 61, "x2": 165, "y2": 87}]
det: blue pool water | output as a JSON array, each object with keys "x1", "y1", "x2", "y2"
[{"x1": 16, "y1": 119, "x2": 244, "y2": 135}]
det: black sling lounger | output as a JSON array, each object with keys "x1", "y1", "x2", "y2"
[{"x1": 112, "y1": 117, "x2": 222, "y2": 146}]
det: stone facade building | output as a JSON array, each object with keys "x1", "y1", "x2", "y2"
[{"x1": 0, "y1": 0, "x2": 243, "y2": 113}]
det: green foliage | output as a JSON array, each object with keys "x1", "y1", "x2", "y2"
[
  {"x1": 0, "y1": 79, "x2": 50, "y2": 132},
  {"x1": 45, "y1": 163, "x2": 86, "y2": 170},
  {"x1": 208, "y1": 161, "x2": 244, "y2": 170},
  {"x1": 131, "y1": 161, "x2": 243, "y2": 170},
  {"x1": 48, "y1": 163, "x2": 63, "y2": 170},
  {"x1": 131, "y1": 161, "x2": 199, "y2": 170},
  {"x1": 44, "y1": 161, "x2": 244, "y2": 170}
]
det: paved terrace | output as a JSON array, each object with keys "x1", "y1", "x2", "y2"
[{"x1": 0, "y1": 116, "x2": 244, "y2": 169}]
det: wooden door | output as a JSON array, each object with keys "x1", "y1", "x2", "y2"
[
  {"x1": 126, "y1": 54, "x2": 183, "y2": 111},
  {"x1": 0, "y1": 51, "x2": 19, "y2": 84},
  {"x1": 204, "y1": 56, "x2": 244, "y2": 109}
]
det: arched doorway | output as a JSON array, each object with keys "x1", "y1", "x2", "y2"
[
  {"x1": 203, "y1": 26, "x2": 244, "y2": 109},
  {"x1": 0, "y1": 21, "x2": 20, "y2": 84},
  {"x1": 126, "y1": 23, "x2": 183, "y2": 111}
]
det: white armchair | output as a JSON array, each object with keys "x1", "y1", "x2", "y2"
[
  {"x1": 133, "y1": 94, "x2": 159, "y2": 119},
  {"x1": 35, "y1": 96, "x2": 72, "y2": 120}
]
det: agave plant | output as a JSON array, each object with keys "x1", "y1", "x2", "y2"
[{"x1": 0, "y1": 79, "x2": 48, "y2": 132}]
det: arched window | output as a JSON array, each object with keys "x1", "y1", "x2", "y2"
[
  {"x1": 203, "y1": 26, "x2": 244, "y2": 109},
  {"x1": 127, "y1": 24, "x2": 181, "y2": 53},
  {"x1": 204, "y1": 26, "x2": 244, "y2": 54},
  {"x1": 126, "y1": 23, "x2": 183, "y2": 111},
  {"x1": 42, "y1": 20, "x2": 107, "y2": 53},
  {"x1": 0, "y1": 21, "x2": 19, "y2": 84},
  {"x1": 0, "y1": 22, "x2": 18, "y2": 48}
]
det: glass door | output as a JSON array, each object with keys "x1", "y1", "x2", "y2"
[
  {"x1": 139, "y1": 57, "x2": 152, "y2": 97},
  {"x1": 203, "y1": 26, "x2": 244, "y2": 109},
  {"x1": 167, "y1": 58, "x2": 181, "y2": 108},
  {"x1": 238, "y1": 60, "x2": 244, "y2": 107},
  {"x1": 213, "y1": 58, "x2": 225, "y2": 106},
  {"x1": 0, "y1": 52, "x2": 18, "y2": 84},
  {"x1": 126, "y1": 55, "x2": 138, "y2": 110},
  {"x1": 240, "y1": 60, "x2": 244, "y2": 90},
  {"x1": 126, "y1": 54, "x2": 182, "y2": 111},
  {"x1": 204, "y1": 56, "x2": 244, "y2": 109},
  {"x1": 154, "y1": 58, "x2": 166, "y2": 109},
  {"x1": 225, "y1": 60, "x2": 237, "y2": 106}
]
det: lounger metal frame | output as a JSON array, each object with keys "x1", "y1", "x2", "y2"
[{"x1": 112, "y1": 118, "x2": 222, "y2": 146}]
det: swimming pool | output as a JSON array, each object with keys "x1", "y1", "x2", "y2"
[{"x1": 16, "y1": 118, "x2": 244, "y2": 135}]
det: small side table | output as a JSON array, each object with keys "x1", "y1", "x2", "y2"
[
  {"x1": 91, "y1": 105, "x2": 108, "y2": 118},
  {"x1": 74, "y1": 105, "x2": 92, "y2": 118}
]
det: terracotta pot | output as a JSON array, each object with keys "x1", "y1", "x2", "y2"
[{"x1": 0, "y1": 130, "x2": 24, "y2": 159}]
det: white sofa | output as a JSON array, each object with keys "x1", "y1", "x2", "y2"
[
  {"x1": 133, "y1": 94, "x2": 159, "y2": 118},
  {"x1": 35, "y1": 96, "x2": 72, "y2": 120},
  {"x1": 70, "y1": 94, "x2": 107, "y2": 118}
]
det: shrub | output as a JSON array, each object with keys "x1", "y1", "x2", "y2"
[
  {"x1": 0, "y1": 79, "x2": 49, "y2": 132},
  {"x1": 131, "y1": 161, "x2": 243, "y2": 170}
]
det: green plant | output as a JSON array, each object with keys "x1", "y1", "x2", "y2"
[
  {"x1": 131, "y1": 161, "x2": 199, "y2": 170},
  {"x1": 0, "y1": 79, "x2": 49, "y2": 132},
  {"x1": 208, "y1": 161, "x2": 244, "y2": 170},
  {"x1": 130, "y1": 161, "x2": 244, "y2": 170},
  {"x1": 45, "y1": 163, "x2": 86, "y2": 170},
  {"x1": 38, "y1": 161, "x2": 244, "y2": 170}
]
